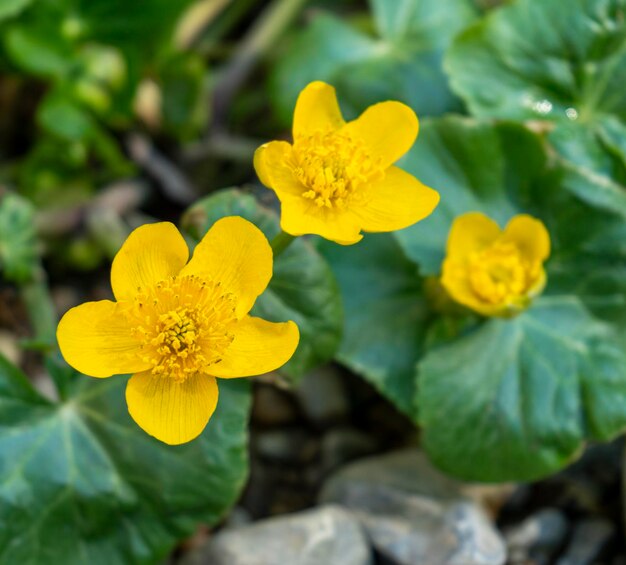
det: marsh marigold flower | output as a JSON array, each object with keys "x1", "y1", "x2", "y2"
[
  {"x1": 57, "y1": 217, "x2": 299, "y2": 445},
  {"x1": 441, "y1": 212, "x2": 550, "y2": 317},
  {"x1": 254, "y1": 81, "x2": 439, "y2": 244}
]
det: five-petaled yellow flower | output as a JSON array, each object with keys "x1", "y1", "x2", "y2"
[
  {"x1": 441, "y1": 212, "x2": 550, "y2": 317},
  {"x1": 57, "y1": 217, "x2": 299, "y2": 445},
  {"x1": 254, "y1": 81, "x2": 440, "y2": 244}
]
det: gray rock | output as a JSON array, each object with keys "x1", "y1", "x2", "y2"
[
  {"x1": 504, "y1": 508, "x2": 568, "y2": 565},
  {"x1": 320, "y1": 449, "x2": 506, "y2": 565},
  {"x1": 180, "y1": 505, "x2": 372, "y2": 565},
  {"x1": 296, "y1": 365, "x2": 349, "y2": 426},
  {"x1": 555, "y1": 518, "x2": 614, "y2": 565}
]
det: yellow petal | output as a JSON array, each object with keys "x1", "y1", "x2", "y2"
[
  {"x1": 501, "y1": 214, "x2": 551, "y2": 264},
  {"x1": 446, "y1": 212, "x2": 502, "y2": 261},
  {"x1": 441, "y1": 260, "x2": 506, "y2": 317},
  {"x1": 181, "y1": 216, "x2": 272, "y2": 317},
  {"x1": 279, "y1": 194, "x2": 363, "y2": 244},
  {"x1": 342, "y1": 101, "x2": 418, "y2": 168},
  {"x1": 126, "y1": 371, "x2": 218, "y2": 445},
  {"x1": 253, "y1": 141, "x2": 304, "y2": 196},
  {"x1": 111, "y1": 222, "x2": 189, "y2": 301},
  {"x1": 211, "y1": 316, "x2": 299, "y2": 378},
  {"x1": 528, "y1": 267, "x2": 548, "y2": 298},
  {"x1": 352, "y1": 166, "x2": 439, "y2": 233},
  {"x1": 293, "y1": 81, "x2": 345, "y2": 140},
  {"x1": 57, "y1": 300, "x2": 150, "y2": 378}
]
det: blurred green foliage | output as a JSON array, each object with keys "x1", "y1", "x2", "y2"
[
  {"x1": 0, "y1": 0, "x2": 206, "y2": 202},
  {"x1": 0, "y1": 192, "x2": 37, "y2": 282}
]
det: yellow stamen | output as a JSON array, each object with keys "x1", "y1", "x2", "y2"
[
  {"x1": 468, "y1": 242, "x2": 540, "y2": 306},
  {"x1": 127, "y1": 274, "x2": 237, "y2": 382},
  {"x1": 289, "y1": 131, "x2": 384, "y2": 209}
]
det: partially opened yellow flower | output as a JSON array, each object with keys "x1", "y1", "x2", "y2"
[
  {"x1": 254, "y1": 81, "x2": 439, "y2": 244},
  {"x1": 441, "y1": 212, "x2": 550, "y2": 317},
  {"x1": 57, "y1": 217, "x2": 299, "y2": 445}
]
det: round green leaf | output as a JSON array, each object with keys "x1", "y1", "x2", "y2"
[
  {"x1": 182, "y1": 189, "x2": 343, "y2": 380},
  {"x1": 0, "y1": 357, "x2": 251, "y2": 563},
  {"x1": 319, "y1": 233, "x2": 427, "y2": 416},
  {"x1": 418, "y1": 297, "x2": 626, "y2": 481},
  {"x1": 445, "y1": 0, "x2": 626, "y2": 216},
  {"x1": 0, "y1": 193, "x2": 38, "y2": 283},
  {"x1": 270, "y1": 0, "x2": 477, "y2": 124}
]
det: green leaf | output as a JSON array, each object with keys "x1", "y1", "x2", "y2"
[
  {"x1": 0, "y1": 0, "x2": 33, "y2": 21},
  {"x1": 270, "y1": 0, "x2": 477, "y2": 124},
  {"x1": 0, "y1": 356, "x2": 251, "y2": 563},
  {"x1": 394, "y1": 116, "x2": 548, "y2": 274},
  {"x1": 445, "y1": 0, "x2": 626, "y2": 217},
  {"x1": 549, "y1": 119, "x2": 626, "y2": 216},
  {"x1": 418, "y1": 297, "x2": 626, "y2": 481},
  {"x1": 182, "y1": 189, "x2": 342, "y2": 380},
  {"x1": 36, "y1": 91, "x2": 132, "y2": 176},
  {"x1": 3, "y1": 24, "x2": 72, "y2": 77},
  {"x1": 37, "y1": 95, "x2": 95, "y2": 141},
  {"x1": 319, "y1": 233, "x2": 427, "y2": 416},
  {"x1": 0, "y1": 193, "x2": 38, "y2": 283},
  {"x1": 159, "y1": 51, "x2": 208, "y2": 141}
]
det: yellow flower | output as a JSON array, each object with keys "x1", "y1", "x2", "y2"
[
  {"x1": 441, "y1": 212, "x2": 550, "y2": 317},
  {"x1": 57, "y1": 217, "x2": 299, "y2": 445},
  {"x1": 254, "y1": 81, "x2": 439, "y2": 244}
]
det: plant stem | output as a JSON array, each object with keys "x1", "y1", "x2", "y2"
[{"x1": 271, "y1": 231, "x2": 295, "y2": 257}]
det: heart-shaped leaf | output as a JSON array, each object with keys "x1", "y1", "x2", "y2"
[
  {"x1": 0, "y1": 356, "x2": 251, "y2": 563},
  {"x1": 418, "y1": 297, "x2": 626, "y2": 481}
]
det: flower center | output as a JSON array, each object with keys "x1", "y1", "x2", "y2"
[
  {"x1": 468, "y1": 242, "x2": 539, "y2": 305},
  {"x1": 127, "y1": 275, "x2": 237, "y2": 382},
  {"x1": 290, "y1": 131, "x2": 384, "y2": 209}
]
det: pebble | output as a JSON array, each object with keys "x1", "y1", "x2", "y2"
[
  {"x1": 320, "y1": 449, "x2": 506, "y2": 565},
  {"x1": 179, "y1": 505, "x2": 372, "y2": 565},
  {"x1": 555, "y1": 518, "x2": 614, "y2": 565},
  {"x1": 504, "y1": 508, "x2": 568, "y2": 565}
]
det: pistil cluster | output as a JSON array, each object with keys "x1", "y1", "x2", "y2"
[
  {"x1": 128, "y1": 274, "x2": 237, "y2": 382},
  {"x1": 468, "y1": 242, "x2": 539, "y2": 305},
  {"x1": 289, "y1": 131, "x2": 384, "y2": 209}
]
